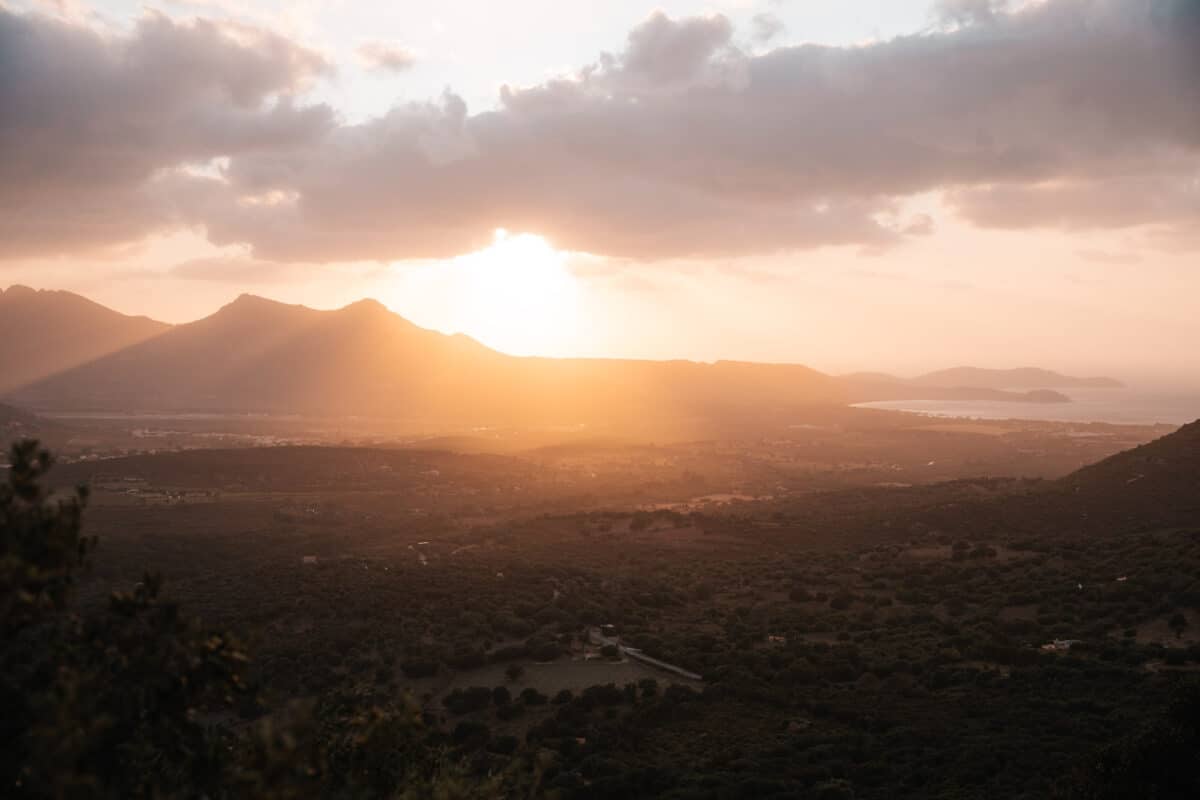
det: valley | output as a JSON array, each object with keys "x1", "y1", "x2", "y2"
[{"x1": 25, "y1": 419, "x2": 1197, "y2": 798}]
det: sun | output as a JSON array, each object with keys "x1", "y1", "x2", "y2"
[{"x1": 451, "y1": 230, "x2": 581, "y2": 356}]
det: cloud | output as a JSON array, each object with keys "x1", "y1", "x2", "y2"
[
  {"x1": 2, "y1": 1, "x2": 1198, "y2": 264},
  {"x1": 950, "y1": 173, "x2": 1200, "y2": 232},
  {"x1": 903, "y1": 214, "x2": 936, "y2": 236},
  {"x1": 0, "y1": 9, "x2": 333, "y2": 259},
  {"x1": 204, "y1": 1, "x2": 1199, "y2": 261},
  {"x1": 934, "y1": 0, "x2": 1012, "y2": 27},
  {"x1": 618, "y1": 11, "x2": 735, "y2": 85},
  {"x1": 357, "y1": 40, "x2": 416, "y2": 73},
  {"x1": 750, "y1": 12, "x2": 785, "y2": 44}
]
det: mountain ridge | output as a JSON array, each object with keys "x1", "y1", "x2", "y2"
[
  {"x1": 7, "y1": 292, "x2": 845, "y2": 430},
  {"x1": 3, "y1": 288, "x2": 1127, "y2": 426},
  {"x1": 0, "y1": 285, "x2": 170, "y2": 394}
]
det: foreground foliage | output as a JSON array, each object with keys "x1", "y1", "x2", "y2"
[{"x1": 0, "y1": 441, "x2": 492, "y2": 798}]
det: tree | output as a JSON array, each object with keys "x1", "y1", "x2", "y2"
[
  {"x1": 1, "y1": 440, "x2": 259, "y2": 797},
  {"x1": 0, "y1": 440, "x2": 92, "y2": 632},
  {"x1": 0, "y1": 440, "x2": 494, "y2": 799}
]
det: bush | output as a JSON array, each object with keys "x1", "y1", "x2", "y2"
[
  {"x1": 401, "y1": 660, "x2": 439, "y2": 679},
  {"x1": 443, "y1": 686, "x2": 493, "y2": 715},
  {"x1": 489, "y1": 735, "x2": 519, "y2": 755},
  {"x1": 451, "y1": 720, "x2": 490, "y2": 750},
  {"x1": 496, "y1": 703, "x2": 524, "y2": 721},
  {"x1": 830, "y1": 592, "x2": 855, "y2": 611}
]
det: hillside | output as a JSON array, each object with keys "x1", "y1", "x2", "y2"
[
  {"x1": 1058, "y1": 419, "x2": 1200, "y2": 520},
  {"x1": 0, "y1": 285, "x2": 169, "y2": 393},
  {"x1": 748, "y1": 419, "x2": 1200, "y2": 549},
  {"x1": 8, "y1": 294, "x2": 845, "y2": 430},
  {"x1": 973, "y1": 420, "x2": 1200, "y2": 536}
]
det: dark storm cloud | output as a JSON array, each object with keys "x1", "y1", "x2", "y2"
[{"x1": 2, "y1": 0, "x2": 1197, "y2": 265}]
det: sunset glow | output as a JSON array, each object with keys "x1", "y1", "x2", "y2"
[
  {"x1": 3, "y1": 3, "x2": 1200, "y2": 796},
  {"x1": 439, "y1": 231, "x2": 580, "y2": 356},
  {"x1": 0, "y1": 0, "x2": 1197, "y2": 382}
]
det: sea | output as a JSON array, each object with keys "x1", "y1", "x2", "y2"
[{"x1": 852, "y1": 388, "x2": 1200, "y2": 426}]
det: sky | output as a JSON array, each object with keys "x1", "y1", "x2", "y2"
[{"x1": 1, "y1": 0, "x2": 1198, "y2": 385}]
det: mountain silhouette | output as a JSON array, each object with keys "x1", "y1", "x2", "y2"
[
  {"x1": 6, "y1": 293, "x2": 846, "y2": 430},
  {"x1": 838, "y1": 366, "x2": 1125, "y2": 404},
  {"x1": 911, "y1": 366, "x2": 1123, "y2": 390},
  {"x1": 0, "y1": 285, "x2": 168, "y2": 393},
  {"x1": 5, "y1": 290, "x2": 1135, "y2": 429}
]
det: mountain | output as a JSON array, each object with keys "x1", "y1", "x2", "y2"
[
  {"x1": 8, "y1": 294, "x2": 845, "y2": 431},
  {"x1": 912, "y1": 367, "x2": 1123, "y2": 390},
  {"x1": 841, "y1": 372, "x2": 1071, "y2": 404},
  {"x1": 0, "y1": 285, "x2": 169, "y2": 393},
  {"x1": 839, "y1": 366, "x2": 1122, "y2": 404},
  {"x1": 2, "y1": 288, "x2": 1128, "y2": 428}
]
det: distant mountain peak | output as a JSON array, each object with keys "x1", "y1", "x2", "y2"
[
  {"x1": 913, "y1": 366, "x2": 1123, "y2": 390},
  {"x1": 1, "y1": 284, "x2": 38, "y2": 299},
  {"x1": 224, "y1": 293, "x2": 285, "y2": 309},
  {"x1": 211, "y1": 293, "x2": 314, "y2": 321},
  {"x1": 216, "y1": 294, "x2": 394, "y2": 320},
  {"x1": 0, "y1": 285, "x2": 169, "y2": 394},
  {"x1": 6, "y1": 287, "x2": 846, "y2": 421},
  {"x1": 341, "y1": 297, "x2": 391, "y2": 316}
]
